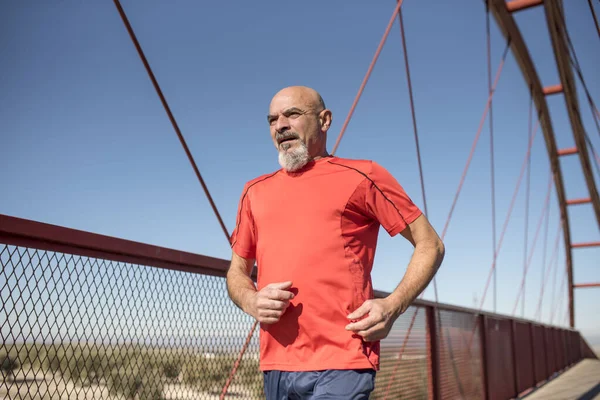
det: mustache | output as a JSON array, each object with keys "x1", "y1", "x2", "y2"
[{"x1": 276, "y1": 132, "x2": 300, "y2": 143}]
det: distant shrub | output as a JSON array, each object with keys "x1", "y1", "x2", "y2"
[
  {"x1": 162, "y1": 360, "x2": 181, "y2": 379},
  {"x1": 1, "y1": 355, "x2": 19, "y2": 382},
  {"x1": 108, "y1": 364, "x2": 165, "y2": 400},
  {"x1": 1, "y1": 342, "x2": 265, "y2": 398}
]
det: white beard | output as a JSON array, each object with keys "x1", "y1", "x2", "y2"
[{"x1": 278, "y1": 141, "x2": 310, "y2": 172}]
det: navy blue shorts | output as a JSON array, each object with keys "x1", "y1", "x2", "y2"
[{"x1": 263, "y1": 369, "x2": 376, "y2": 399}]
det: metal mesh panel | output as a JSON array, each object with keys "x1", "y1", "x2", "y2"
[
  {"x1": 560, "y1": 329, "x2": 568, "y2": 369},
  {"x1": 513, "y1": 322, "x2": 534, "y2": 393},
  {"x1": 371, "y1": 305, "x2": 428, "y2": 399},
  {"x1": 435, "y1": 309, "x2": 483, "y2": 399},
  {"x1": 571, "y1": 331, "x2": 581, "y2": 363},
  {"x1": 565, "y1": 331, "x2": 572, "y2": 365},
  {"x1": 0, "y1": 244, "x2": 263, "y2": 400},
  {"x1": 484, "y1": 317, "x2": 515, "y2": 400},
  {"x1": 556, "y1": 329, "x2": 564, "y2": 370},
  {"x1": 568, "y1": 331, "x2": 576, "y2": 365},
  {"x1": 532, "y1": 324, "x2": 547, "y2": 383},
  {"x1": 545, "y1": 328, "x2": 557, "y2": 375},
  {"x1": 553, "y1": 328, "x2": 561, "y2": 371},
  {"x1": 0, "y1": 237, "x2": 589, "y2": 400}
]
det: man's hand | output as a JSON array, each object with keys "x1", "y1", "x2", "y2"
[
  {"x1": 247, "y1": 281, "x2": 295, "y2": 324},
  {"x1": 343, "y1": 214, "x2": 444, "y2": 342},
  {"x1": 345, "y1": 297, "x2": 403, "y2": 342}
]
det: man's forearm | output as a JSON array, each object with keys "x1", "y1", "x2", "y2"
[
  {"x1": 387, "y1": 238, "x2": 444, "y2": 315},
  {"x1": 226, "y1": 263, "x2": 257, "y2": 315}
]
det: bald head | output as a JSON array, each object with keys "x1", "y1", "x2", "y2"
[
  {"x1": 267, "y1": 86, "x2": 332, "y2": 171},
  {"x1": 270, "y1": 86, "x2": 326, "y2": 113}
]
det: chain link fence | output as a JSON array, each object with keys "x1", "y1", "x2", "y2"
[
  {"x1": 0, "y1": 215, "x2": 594, "y2": 399},
  {"x1": 1, "y1": 244, "x2": 262, "y2": 400}
]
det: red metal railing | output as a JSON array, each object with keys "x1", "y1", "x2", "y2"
[{"x1": 0, "y1": 213, "x2": 596, "y2": 399}]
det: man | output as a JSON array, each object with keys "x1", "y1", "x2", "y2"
[{"x1": 226, "y1": 86, "x2": 444, "y2": 399}]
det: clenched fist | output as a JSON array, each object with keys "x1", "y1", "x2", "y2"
[
  {"x1": 345, "y1": 297, "x2": 402, "y2": 342},
  {"x1": 247, "y1": 281, "x2": 295, "y2": 324}
]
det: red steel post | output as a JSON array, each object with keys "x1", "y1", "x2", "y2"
[
  {"x1": 506, "y1": 0, "x2": 544, "y2": 13},
  {"x1": 426, "y1": 306, "x2": 440, "y2": 400},
  {"x1": 529, "y1": 323, "x2": 537, "y2": 388},
  {"x1": 572, "y1": 241, "x2": 600, "y2": 248},
  {"x1": 566, "y1": 197, "x2": 591, "y2": 205},
  {"x1": 573, "y1": 282, "x2": 600, "y2": 288},
  {"x1": 510, "y1": 320, "x2": 520, "y2": 397},
  {"x1": 479, "y1": 315, "x2": 490, "y2": 399},
  {"x1": 557, "y1": 147, "x2": 578, "y2": 156},
  {"x1": 543, "y1": 84, "x2": 563, "y2": 95},
  {"x1": 543, "y1": 326, "x2": 549, "y2": 378}
]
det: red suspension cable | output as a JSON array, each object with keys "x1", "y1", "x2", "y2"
[
  {"x1": 439, "y1": 39, "x2": 511, "y2": 242},
  {"x1": 465, "y1": 116, "x2": 541, "y2": 348},
  {"x1": 220, "y1": 322, "x2": 258, "y2": 399},
  {"x1": 477, "y1": 118, "x2": 540, "y2": 311},
  {"x1": 550, "y1": 270, "x2": 567, "y2": 324},
  {"x1": 111, "y1": 2, "x2": 260, "y2": 396},
  {"x1": 486, "y1": 0, "x2": 498, "y2": 313},
  {"x1": 549, "y1": 234, "x2": 561, "y2": 323},
  {"x1": 382, "y1": 308, "x2": 420, "y2": 399},
  {"x1": 395, "y1": 7, "x2": 440, "y2": 303},
  {"x1": 385, "y1": 37, "x2": 512, "y2": 399},
  {"x1": 535, "y1": 175, "x2": 552, "y2": 319},
  {"x1": 512, "y1": 175, "x2": 554, "y2": 316},
  {"x1": 522, "y1": 89, "x2": 533, "y2": 317},
  {"x1": 381, "y1": 8, "x2": 433, "y2": 397},
  {"x1": 112, "y1": 0, "x2": 231, "y2": 243},
  {"x1": 398, "y1": 9, "x2": 427, "y2": 218},
  {"x1": 535, "y1": 223, "x2": 562, "y2": 321},
  {"x1": 331, "y1": 0, "x2": 405, "y2": 155},
  {"x1": 588, "y1": 0, "x2": 600, "y2": 41},
  {"x1": 553, "y1": 284, "x2": 565, "y2": 325}
]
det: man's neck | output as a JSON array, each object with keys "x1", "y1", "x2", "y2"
[{"x1": 311, "y1": 150, "x2": 331, "y2": 161}]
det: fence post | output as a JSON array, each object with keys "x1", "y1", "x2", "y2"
[
  {"x1": 543, "y1": 327, "x2": 550, "y2": 377},
  {"x1": 529, "y1": 323, "x2": 536, "y2": 387},
  {"x1": 510, "y1": 320, "x2": 519, "y2": 396},
  {"x1": 479, "y1": 315, "x2": 489, "y2": 400},
  {"x1": 426, "y1": 306, "x2": 440, "y2": 400}
]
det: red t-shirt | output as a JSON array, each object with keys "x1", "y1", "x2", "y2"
[{"x1": 230, "y1": 156, "x2": 422, "y2": 372}]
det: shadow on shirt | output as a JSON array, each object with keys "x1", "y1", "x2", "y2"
[{"x1": 265, "y1": 302, "x2": 303, "y2": 347}]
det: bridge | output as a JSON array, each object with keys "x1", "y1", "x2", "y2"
[{"x1": 1, "y1": 0, "x2": 599, "y2": 399}]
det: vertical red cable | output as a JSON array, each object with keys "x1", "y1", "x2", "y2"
[
  {"x1": 588, "y1": 0, "x2": 600, "y2": 41},
  {"x1": 549, "y1": 239, "x2": 561, "y2": 323},
  {"x1": 522, "y1": 88, "x2": 533, "y2": 317},
  {"x1": 477, "y1": 117, "x2": 540, "y2": 312},
  {"x1": 110, "y1": 3, "x2": 261, "y2": 396},
  {"x1": 112, "y1": 0, "x2": 231, "y2": 243},
  {"x1": 439, "y1": 39, "x2": 512, "y2": 242},
  {"x1": 331, "y1": 0, "x2": 405, "y2": 155},
  {"x1": 395, "y1": 8, "x2": 440, "y2": 302},
  {"x1": 536, "y1": 172, "x2": 552, "y2": 317},
  {"x1": 486, "y1": 0, "x2": 498, "y2": 313},
  {"x1": 385, "y1": 38, "x2": 512, "y2": 398},
  {"x1": 512, "y1": 175, "x2": 553, "y2": 315},
  {"x1": 550, "y1": 270, "x2": 567, "y2": 324},
  {"x1": 535, "y1": 223, "x2": 562, "y2": 321}
]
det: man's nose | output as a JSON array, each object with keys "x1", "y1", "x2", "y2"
[{"x1": 275, "y1": 116, "x2": 290, "y2": 133}]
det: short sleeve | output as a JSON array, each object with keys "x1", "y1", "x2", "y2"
[
  {"x1": 230, "y1": 183, "x2": 257, "y2": 259},
  {"x1": 364, "y1": 162, "x2": 422, "y2": 236}
]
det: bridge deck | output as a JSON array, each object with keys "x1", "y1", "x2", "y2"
[{"x1": 523, "y1": 358, "x2": 600, "y2": 400}]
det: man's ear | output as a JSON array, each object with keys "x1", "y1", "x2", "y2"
[{"x1": 319, "y1": 109, "x2": 333, "y2": 132}]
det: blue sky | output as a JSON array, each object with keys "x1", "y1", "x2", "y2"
[{"x1": 1, "y1": 1, "x2": 599, "y2": 342}]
